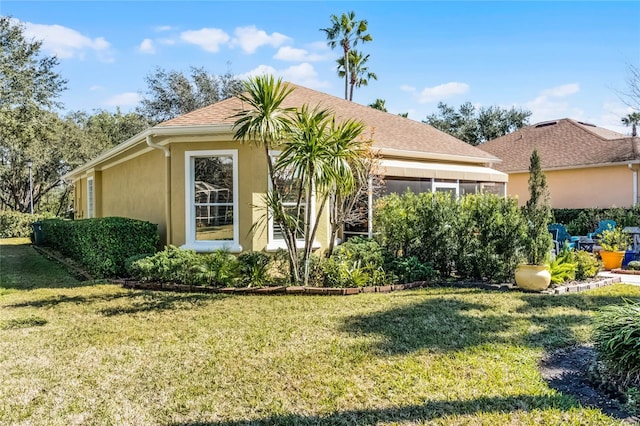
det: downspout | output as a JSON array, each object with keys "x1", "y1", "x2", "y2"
[
  {"x1": 146, "y1": 135, "x2": 172, "y2": 246},
  {"x1": 629, "y1": 163, "x2": 639, "y2": 207},
  {"x1": 367, "y1": 175, "x2": 373, "y2": 239}
]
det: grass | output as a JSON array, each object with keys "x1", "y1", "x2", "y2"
[{"x1": 2, "y1": 239, "x2": 640, "y2": 425}]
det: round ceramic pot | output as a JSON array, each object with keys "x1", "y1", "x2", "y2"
[
  {"x1": 515, "y1": 264, "x2": 551, "y2": 291},
  {"x1": 600, "y1": 250, "x2": 625, "y2": 270}
]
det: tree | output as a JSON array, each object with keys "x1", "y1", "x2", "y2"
[
  {"x1": 619, "y1": 63, "x2": 640, "y2": 111},
  {"x1": 368, "y1": 98, "x2": 387, "y2": 112},
  {"x1": 621, "y1": 111, "x2": 640, "y2": 136},
  {"x1": 337, "y1": 50, "x2": 377, "y2": 101},
  {"x1": 0, "y1": 16, "x2": 68, "y2": 212},
  {"x1": 321, "y1": 11, "x2": 372, "y2": 100},
  {"x1": 424, "y1": 102, "x2": 531, "y2": 145},
  {"x1": 137, "y1": 66, "x2": 243, "y2": 124},
  {"x1": 522, "y1": 149, "x2": 552, "y2": 265}
]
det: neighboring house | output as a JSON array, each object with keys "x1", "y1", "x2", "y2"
[
  {"x1": 63, "y1": 83, "x2": 506, "y2": 252},
  {"x1": 479, "y1": 118, "x2": 640, "y2": 209}
]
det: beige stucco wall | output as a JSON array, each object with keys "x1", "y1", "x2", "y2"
[{"x1": 507, "y1": 164, "x2": 638, "y2": 208}]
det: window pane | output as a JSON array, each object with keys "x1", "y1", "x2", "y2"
[
  {"x1": 196, "y1": 205, "x2": 234, "y2": 241},
  {"x1": 460, "y1": 182, "x2": 480, "y2": 196},
  {"x1": 273, "y1": 205, "x2": 306, "y2": 240},
  {"x1": 382, "y1": 178, "x2": 432, "y2": 195},
  {"x1": 481, "y1": 182, "x2": 505, "y2": 195}
]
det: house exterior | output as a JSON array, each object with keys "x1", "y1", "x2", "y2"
[
  {"x1": 479, "y1": 118, "x2": 640, "y2": 208},
  {"x1": 64, "y1": 83, "x2": 506, "y2": 252}
]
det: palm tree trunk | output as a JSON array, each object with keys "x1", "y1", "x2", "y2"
[{"x1": 343, "y1": 49, "x2": 349, "y2": 100}]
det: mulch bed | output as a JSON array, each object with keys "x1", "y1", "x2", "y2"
[{"x1": 539, "y1": 345, "x2": 638, "y2": 423}]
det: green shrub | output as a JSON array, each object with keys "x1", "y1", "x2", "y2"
[
  {"x1": 333, "y1": 236, "x2": 385, "y2": 270},
  {"x1": 238, "y1": 251, "x2": 272, "y2": 287},
  {"x1": 203, "y1": 250, "x2": 240, "y2": 287},
  {"x1": 627, "y1": 260, "x2": 640, "y2": 271},
  {"x1": 593, "y1": 299, "x2": 640, "y2": 391},
  {"x1": 555, "y1": 207, "x2": 640, "y2": 236},
  {"x1": 385, "y1": 255, "x2": 436, "y2": 284},
  {"x1": 548, "y1": 247, "x2": 577, "y2": 284},
  {"x1": 0, "y1": 210, "x2": 49, "y2": 238},
  {"x1": 40, "y1": 217, "x2": 159, "y2": 277},
  {"x1": 574, "y1": 250, "x2": 600, "y2": 280}
]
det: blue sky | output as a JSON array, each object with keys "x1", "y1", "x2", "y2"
[{"x1": 3, "y1": 1, "x2": 639, "y2": 133}]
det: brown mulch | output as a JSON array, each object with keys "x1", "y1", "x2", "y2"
[{"x1": 539, "y1": 345, "x2": 638, "y2": 423}]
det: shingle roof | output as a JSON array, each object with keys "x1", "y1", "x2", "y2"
[
  {"x1": 157, "y1": 83, "x2": 499, "y2": 162},
  {"x1": 478, "y1": 118, "x2": 640, "y2": 172}
]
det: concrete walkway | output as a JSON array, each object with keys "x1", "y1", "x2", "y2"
[{"x1": 597, "y1": 271, "x2": 640, "y2": 285}]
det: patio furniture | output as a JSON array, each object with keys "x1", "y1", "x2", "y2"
[
  {"x1": 587, "y1": 220, "x2": 616, "y2": 240},
  {"x1": 578, "y1": 236, "x2": 596, "y2": 252},
  {"x1": 548, "y1": 223, "x2": 578, "y2": 250},
  {"x1": 623, "y1": 226, "x2": 640, "y2": 253}
]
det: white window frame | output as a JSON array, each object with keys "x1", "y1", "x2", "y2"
[
  {"x1": 87, "y1": 176, "x2": 95, "y2": 218},
  {"x1": 183, "y1": 150, "x2": 242, "y2": 253},
  {"x1": 432, "y1": 181, "x2": 459, "y2": 196},
  {"x1": 266, "y1": 151, "x2": 319, "y2": 252}
]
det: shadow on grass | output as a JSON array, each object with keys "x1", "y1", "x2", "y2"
[
  {"x1": 168, "y1": 393, "x2": 589, "y2": 425},
  {"x1": 5, "y1": 291, "x2": 230, "y2": 315}
]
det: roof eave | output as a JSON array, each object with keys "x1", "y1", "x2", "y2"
[
  {"x1": 505, "y1": 159, "x2": 640, "y2": 174},
  {"x1": 378, "y1": 148, "x2": 502, "y2": 165}
]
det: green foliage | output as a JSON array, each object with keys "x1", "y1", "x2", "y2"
[
  {"x1": 384, "y1": 255, "x2": 436, "y2": 284},
  {"x1": 548, "y1": 247, "x2": 577, "y2": 284},
  {"x1": 593, "y1": 299, "x2": 640, "y2": 389},
  {"x1": 522, "y1": 149, "x2": 553, "y2": 265},
  {"x1": 0, "y1": 210, "x2": 49, "y2": 238},
  {"x1": 332, "y1": 236, "x2": 385, "y2": 270},
  {"x1": 40, "y1": 217, "x2": 159, "y2": 277},
  {"x1": 627, "y1": 260, "x2": 640, "y2": 271},
  {"x1": 423, "y1": 101, "x2": 531, "y2": 146},
  {"x1": 600, "y1": 226, "x2": 632, "y2": 252},
  {"x1": 555, "y1": 207, "x2": 640, "y2": 236},
  {"x1": 375, "y1": 192, "x2": 526, "y2": 282},
  {"x1": 574, "y1": 250, "x2": 601, "y2": 280},
  {"x1": 238, "y1": 251, "x2": 272, "y2": 287},
  {"x1": 201, "y1": 250, "x2": 240, "y2": 287}
]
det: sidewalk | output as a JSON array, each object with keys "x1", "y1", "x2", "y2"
[{"x1": 597, "y1": 271, "x2": 640, "y2": 285}]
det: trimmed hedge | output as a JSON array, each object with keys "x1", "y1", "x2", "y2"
[
  {"x1": 0, "y1": 210, "x2": 49, "y2": 238},
  {"x1": 553, "y1": 207, "x2": 640, "y2": 236},
  {"x1": 40, "y1": 217, "x2": 159, "y2": 277}
]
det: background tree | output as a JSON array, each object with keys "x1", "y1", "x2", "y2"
[
  {"x1": 424, "y1": 101, "x2": 531, "y2": 145},
  {"x1": 0, "y1": 16, "x2": 68, "y2": 212},
  {"x1": 137, "y1": 66, "x2": 243, "y2": 124},
  {"x1": 337, "y1": 50, "x2": 376, "y2": 101},
  {"x1": 621, "y1": 111, "x2": 640, "y2": 136},
  {"x1": 321, "y1": 11, "x2": 372, "y2": 100},
  {"x1": 368, "y1": 98, "x2": 387, "y2": 112},
  {"x1": 619, "y1": 63, "x2": 640, "y2": 111}
]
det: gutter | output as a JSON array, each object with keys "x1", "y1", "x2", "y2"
[{"x1": 377, "y1": 148, "x2": 502, "y2": 166}]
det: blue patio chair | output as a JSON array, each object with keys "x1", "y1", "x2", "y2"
[
  {"x1": 548, "y1": 223, "x2": 578, "y2": 250},
  {"x1": 587, "y1": 220, "x2": 616, "y2": 240}
]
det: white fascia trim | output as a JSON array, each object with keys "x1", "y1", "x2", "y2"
[
  {"x1": 62, "y1": 124, "x2": 235, "y2": 181},
  {"x1": 378, "y1": 148, "x2": 502, "y2": 165},
  {"x1": 507, "y1": 160, "x2": 640, "y2": 174},
  {"x1": 184, "y1": 149, "x2": 240, "y2": 251}
]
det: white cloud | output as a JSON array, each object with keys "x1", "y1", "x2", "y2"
[
  {"x1": 541, "y1": 83, "x2": 580, "y2": 98},
  {"x1": 273, "y1": 46, "x2": 328, "y2": 62},
  {"x1": 523, "y1": 83, "x2": 583, "y2": 123},
  {"x1": 180, "y1": 28, "x2": 230, "y2": 52},
  {"x1": 239, "y1": 63, "x2": 331, "y2": 90},
  {"x1": 158, "y1": 38, "x2": 177, "y2": 46},
  {"x1": 154, "y1": 25, "x2": 173, "y2": 32},
  {"x1": 21, "y1": 20, "x2": 113, "y2": 62},
  {"x1": 103, "y1": 92, "x2": 142, "y2": 107},
  {"x1": 400, "y1": 84, "x2": 416, "y2": 92},
  {"x1": 417, "y1": 82, "x2": 469, "y2": 103},
  {"x1": 231, "y1": 26, "x2": 290, "y2": 54},
  {"x1": 138, "y1": 38, "x2": 155, "y2": 54}
]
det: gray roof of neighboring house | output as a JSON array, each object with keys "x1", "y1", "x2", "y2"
[
  {"x1": 157, "y1": 82, "x2": 500, "y2": 163},
  {"x1": 478, "y1": 118, "x2": 640, "y2": 172}
]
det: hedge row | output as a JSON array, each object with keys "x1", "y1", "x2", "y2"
[
  {"x1": 0, "y1": 210, "x2": 50, "y2": 238},
  {"x1": 553, "y1": 207, "x2": 640, "y2": 236},
  {"x1": 40, "y1": 217, "x2": 159, "y2": 277}
]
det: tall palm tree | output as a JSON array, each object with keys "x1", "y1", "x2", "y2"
[
  {"x1": 368, "y1": 98, "x2": 387, "y2": 112},
  {"x1": 320, "y1": 11, "x2": 373, "y2": 100},
  {"x1": 622, "y1": 111, "x2": 640, "y2": 136},
  {"x1": 232, "y1": 75, "x2": 301, "y2": 282},
  {"x1": 337, "y1": 50, "x2": 377, "y2": 101},
  {"x1": 277, "y1": 105, "x2": 366, "y2": 285}
]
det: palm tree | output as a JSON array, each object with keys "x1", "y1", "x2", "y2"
[
  {"x1": 277, "y1": 105, "x2": 366, "y2": 285},
  {"x1": 368, "y1": 98, "x2": 387, "y2": 112},
  {"x1": 337, "y1": 50, "x2": 377, "y2": 101},
  {"x1": 232, "y1": 75, "x2": 301, "y2": 282},
  {"x1": 320, "y1": 11, "x2": 372, "y2": 100},
  {"x1": 622, "y1": 112, "x2": 640, "y2": 136}
]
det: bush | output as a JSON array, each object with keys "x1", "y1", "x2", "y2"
[
  {"x1": 627, "y1": 260, "x2": 640, "y2": 271},
  {"x1": 555, "y1": 207, "x2": 640, "y2": 236},
  {"x1": 574, "y1": 250, "x2": 600, "y2": 280},
  {"x1": 384, "y1": 255, "x2": 436, "y2": 284},
  {"x1": 40, "y1": 217, "x2": 159, "y2": 277},
  {"x1": 0, "y1": 210, "x2": 49, "y2": 238},
  {"x1": 593, "y1": 300, "x2": 640, "y2": 393},
  {"x1": 238, "y1": 251, "x2": 272, "y2": 287},
  {"x1": 548, "y1": 247, "x2": 577, "y2": 284}
]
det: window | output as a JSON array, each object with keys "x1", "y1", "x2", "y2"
[
  {"x1": 184, "y1": 150, "x2": 241, "y2": 252},
  {"x1": 87, "y1": 177, "x2": 95, "y2": 218},
  {"x1": 266, "y1": 153, "x2": 317, "y2": 251}
]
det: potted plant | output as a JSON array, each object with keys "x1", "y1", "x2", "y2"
[
  {"x1": 599, "y1": 226, "x2": 631, "y2": 270},
  {"x1": 515, "y1": 150, "x2": 553, "y2": 291}
]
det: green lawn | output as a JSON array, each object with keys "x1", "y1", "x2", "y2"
[{"x1": 1, "y1": 239, "x2": 639, "y2": 425}]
